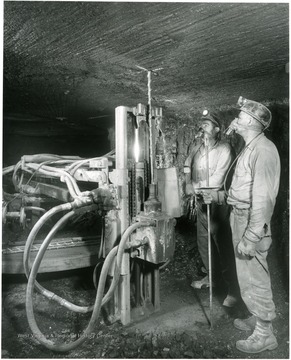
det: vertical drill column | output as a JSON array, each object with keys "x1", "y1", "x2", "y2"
[{"x1": 115, "y1": 106, "x2": 131, "y2": 325}]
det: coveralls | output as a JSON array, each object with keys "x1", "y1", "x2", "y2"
[
  {"x1": 185, "y1": 140, "x2": 239, "y2": 293},
  {"x1": 227, "y1": 133, "x2": 280, "y2": 321}
]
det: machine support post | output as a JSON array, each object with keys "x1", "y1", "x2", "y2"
[
  {"x1": 115, "y1": 106, "x2": 131, "y2": 325},
  {"x1": 153, "y1": 267, "x2": 160, "y2": 311}
]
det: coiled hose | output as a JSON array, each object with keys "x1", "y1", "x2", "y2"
[
  {"x1": 25, "y1": 218, "x2": 153, "y2": 352},
  {"x1": 23, "y1": 201, "x2": 101, "y2": 313}
]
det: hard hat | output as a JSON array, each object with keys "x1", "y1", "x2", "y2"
[
  {"x1": 237, "y1": 96, "x2": 272, "y2": 128},
  {"x1": 201, "y1": 110, "x2": 221, "y2": 128}
]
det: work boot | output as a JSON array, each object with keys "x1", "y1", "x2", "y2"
[
  {"x1": 223, "y1": 294, "x2": 238, "y2": 308},
  {"x1": 236, "y1": 320, "x2": 278, "y2": 353},
  {"x1": 191, "y1": 275, "x2": 215, "y2": 289},
  {"x1": 234, "y1": 315, "x2": 256, "y2": 331}
]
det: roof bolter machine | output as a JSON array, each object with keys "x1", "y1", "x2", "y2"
[{"x1": 2, "y1": 102, "x2": 181, "y2": 351}]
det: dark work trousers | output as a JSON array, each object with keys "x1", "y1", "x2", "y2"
[{"x1": 196, "y1": 200, "x2": 240, "y2": 296}]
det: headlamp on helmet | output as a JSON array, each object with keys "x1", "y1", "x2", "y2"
[
  {"x1": 237, "y1": 96, "x2": 272, "y2": 129},
  {"x1": 201, "y1": 109, "x2": 221, "y2": 129}
]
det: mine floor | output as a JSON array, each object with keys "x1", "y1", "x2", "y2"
[{"x1": 2, "y1": 220, "x2": 289, "y2": 359}]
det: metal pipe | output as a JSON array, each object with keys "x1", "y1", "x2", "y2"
[{"x1": 204, "y1": 136, "x2": 213, "y2": 329}]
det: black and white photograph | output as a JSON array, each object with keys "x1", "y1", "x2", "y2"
[{"x1": 1, "y1": 1, "x2": 289, "y2": 358}]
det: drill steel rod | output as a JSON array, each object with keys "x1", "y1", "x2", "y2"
[
  {"x1": 147, "y1": 70, "x2": 155, "y2": 183},
  {"x1": 136, "y1": 65, "x2": 163, "y2": 184},
  {"x1": 204, "y1": 136, "x2": 213, "y2": 329}
]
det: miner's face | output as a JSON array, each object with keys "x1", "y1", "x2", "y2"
[
  {"x1": 201, "y1": 120, "x2": 219, "y2": 139},
  {"x1": 234, "y1": 111, "x2": 253, "y2": 135}
]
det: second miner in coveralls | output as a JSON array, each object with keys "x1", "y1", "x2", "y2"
[{"x1": 184, "y1": 111, "x2": 240, "y2": 307}]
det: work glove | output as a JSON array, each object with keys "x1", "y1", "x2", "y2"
[
  {"x1": 196, "y1": 190, "x2": 223, "y2": 204},
  {"x1": 237, "y1": 237, "x2": 256, "y2": 257}
]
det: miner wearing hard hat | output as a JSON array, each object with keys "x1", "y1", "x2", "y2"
[
  {"x1": 184, "y1": 110, "x2": 240, "y2": 308},
  {"x1": 201, "y1": 97, "x2": 280, "y2": 354}
]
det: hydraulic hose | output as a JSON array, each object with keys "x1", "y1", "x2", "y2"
[
  {"x1": 93, "y1": 261, "x2": 104, "y2": 289},
  {"x1": 25, "y1": 221, "x2": 151, "y2": 352},
  {"x1": 102, "y1": 221, "x2": 155, "y2": 301},
  {"x1": 26, "y1": 210, "x2": 94, "y2": 313},
  {"x1": 63, "y1": 177, "x2": 80, "y2": 199},
  {"x1": 66, "y1": 150, "x2": 115, "y2": 175},
  {"x1": 24, "y1": 163, "x2": 82, "y2": 198},
  {"x1": 23, "y1": 202, "x2": 74, "y2": 278},
  {"x1": 21, "y1": 154, "x2": 83, "y2": 164},
  {"x1": 9, "y1": 152, "x2": 113, "y2": 194},
  {"x1": 3, "y1": 165, "x2": 15, "y2": 175},
  {"x1": 16, "y1": 163, "x2": 80, "y2": 199},
  {"x1": 25, "y1": 206, "x2": 119, "y2": 312},
  {"x1": 12, "y1": 161, "x2": 22, "y2": 191},
  {"x1": 26, "y1": 242, "x2": 117, "y2": 352},
  {"x1": 39, "y1": 164, "x2": 82, "y2": 197},
  {"x1": 23, "y1": 201, "x2": 96, "y2": 309}
]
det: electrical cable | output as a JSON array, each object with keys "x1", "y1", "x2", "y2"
[{"x1": 159, "y1": 259, "x2": 170, "y2": 271}]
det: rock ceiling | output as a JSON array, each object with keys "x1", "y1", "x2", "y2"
[{"x1": 3, "y1": 1, "x2": 289, "y2": 133}]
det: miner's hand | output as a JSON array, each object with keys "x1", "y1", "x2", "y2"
[
  {"x1": 237, "y1": 238, "x2": 256, "y2": 257},
  {"x1": 199, "y1": 190, "x2": 219, "y2": 204}
]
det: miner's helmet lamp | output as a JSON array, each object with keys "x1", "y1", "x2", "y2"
[
  {"x1": 201, "y1": 110, "x2": 221, "y2": 129},
  {"x1": 237, "y1": 96, "x2": 272, "y2": 129}
]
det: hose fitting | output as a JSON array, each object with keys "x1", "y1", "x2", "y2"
[{"x1": 71, "y1": 196, "x2": 93, "y2": 209}]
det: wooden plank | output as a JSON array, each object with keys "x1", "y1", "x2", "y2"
[
  {"x1": 3, "y1": 236, "x2": 101, "y2": 253},
  {"x1": 2, "y1": 242, "x2": 100, "y2": 274}
]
